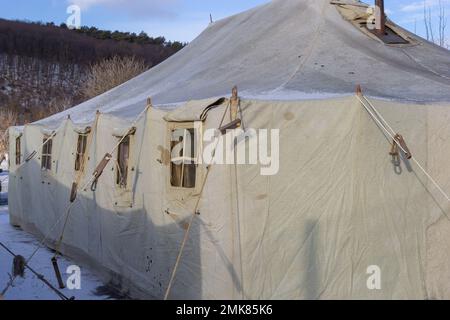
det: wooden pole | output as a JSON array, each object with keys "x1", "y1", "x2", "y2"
[
  {"x1": 375, "y1": 0, "x2": 386, "y2": 36},
  {"x1": 230, "y1": 86, "x2": 239, "y2": 122}
]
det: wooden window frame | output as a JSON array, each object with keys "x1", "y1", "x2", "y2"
[
  {"x1": 116, "y1": 135, "x2": 130, "y2": 189},
  {"x1": 169, "y1": 125, "x2": 199, "y2": 189},
  {"x1": 74, "y1": 133, "x2": 88, "y2": 171},
  {"x1": 15, "y1": 136, "x2": 21, "y2": 165},
  {"x1": 41, "y1": 135, "x2": 53, "y2": 171}
]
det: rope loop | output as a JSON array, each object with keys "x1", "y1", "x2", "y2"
[{"x1": 90, "y1": 179, "x2": 98, "y2": 192}]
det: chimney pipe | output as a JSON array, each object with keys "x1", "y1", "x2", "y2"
[{"x1": 375, "y1": 0, "x2": 386, "y2": 36}]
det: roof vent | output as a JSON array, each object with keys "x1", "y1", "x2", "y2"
[
  {"x1": 366, "y1": 0, "x2": 409, "y2": 44},
  {"x1": 333, "y1": 1, "x2": 412, "y2": 46},
  {"x1": 364, "y1": 22, "x2": 410, "y2": 44}
]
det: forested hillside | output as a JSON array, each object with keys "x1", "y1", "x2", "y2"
[{"x1": 0, "y1": 18, "x2": 185, "y2": 125}]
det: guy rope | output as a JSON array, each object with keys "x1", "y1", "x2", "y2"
[
  {"x1": 356, "y1": 85, "x2": 450, "y2": 209},
  {"x1": 164, "y1": 91, "x2": 235, "y2": 300}
]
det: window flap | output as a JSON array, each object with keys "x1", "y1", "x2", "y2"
[
  {"x1": 164, "y1": 97, "x2": 227, "y2": 122},
  {"x1": 73, "y1": 126, "x2": 92, "y2": 134},
  {"x1": 112, "y1": 126, "x2": 136, "y2": 138},
  {"x1": 40, "y1": 128, "x2": 56, "y2": 136}
]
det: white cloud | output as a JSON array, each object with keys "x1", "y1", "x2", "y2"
[
  {"x1": 67, "y1": 0, "x2": 180, "y2": 19},
  {"x1": 401, "y1": 0, "x2": 450, "y2": 12}
]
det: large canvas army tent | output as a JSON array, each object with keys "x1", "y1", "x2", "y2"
[{"x1": 7, "y1": 0, "x2": 450, "y2": 299}]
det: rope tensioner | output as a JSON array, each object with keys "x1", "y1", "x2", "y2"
[
  {"x1": 391, "y1": 134, "x2": 412, "y2": 160},
  {"x1": 25, "y1": 151, "x2": 37, "y2": 163},
  {"x1": 22, "y1": 131, "x2": 56, "y2": 165},
  {"x1": 356, "y1": 85, "x2": 412, "y2": 161},
  {"x1": 90, "y1": 127, "x2": 136, "y2": 191},
  {"x1": 356, "y1": 85, "x2": 450, "y2": 207},
  {"x1": 90, "y1": 153, "x2": 112, "y2": 191}
]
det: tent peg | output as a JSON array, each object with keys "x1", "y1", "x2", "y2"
[
  {"x1": 70, "y1": 182, "x2": 78, "y2": 203},
  {"x1": 51, "y1": 257, "x2": 66, "y2": 289}
]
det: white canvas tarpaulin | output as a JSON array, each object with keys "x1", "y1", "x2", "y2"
[
  {"x1": 7, "y1": 95, "x2": 450, "y2": 299},
  {"x1": 35, "y1": 0, "x2": 450, "y2": 129}
]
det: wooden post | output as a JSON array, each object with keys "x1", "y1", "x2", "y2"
[
  {"x1": 147, "y1": 97, "x2": 153, "y2": 108},
  {"x1": 356, "y1": 84, "x2": 363, "y2": 96},
  {"x1": 230, "y1": 86, "x2": 239, "y2": 122},
  {"x1": 375, "y1": 0, "x2": 386, "y2": 37}
]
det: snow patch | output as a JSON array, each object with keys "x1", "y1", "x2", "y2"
[{"x1": 0, "y1": 171, "x2": 116, "y2": 300}]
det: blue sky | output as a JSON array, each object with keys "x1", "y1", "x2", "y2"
[{"x1": 0, "y1": 0, "x2": 449, "y2": 42}]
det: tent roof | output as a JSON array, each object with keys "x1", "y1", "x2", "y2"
[{"x1": 39, "y1": 0, "x2": 450, "y2": 128}]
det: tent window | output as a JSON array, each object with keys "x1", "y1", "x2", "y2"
[
  {"x1": 41, "y1": 136, "x2": 53, "y2": 171},
  {"x1": 15, "y1": 136, "x2": 21, "y2": 165},
  {"x1": 170, "y1": 128, "x2": 196, "y2": 188},
  {"x1": 75, "y1": 133, "x2": 88, "y2": 171},
  {"x1": 116, "y1": 136, "x2": 130, "y2": 189}
]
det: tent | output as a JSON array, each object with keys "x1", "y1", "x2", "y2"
[{"x1": 7, "y1": 0, "x2": 450, "y2": 299}]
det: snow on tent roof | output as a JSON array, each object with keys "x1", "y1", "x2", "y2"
[{"x1": 39, "y1": 0, "x2": 450, "y2": 128}]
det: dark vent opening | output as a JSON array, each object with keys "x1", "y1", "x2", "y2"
[{"x1": 361, "y1": 22, "x2": 409, "y2": 45}]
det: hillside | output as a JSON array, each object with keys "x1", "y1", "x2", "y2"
[{"x1": 0, "y1": 19, "x2": 185, "y2": 125}]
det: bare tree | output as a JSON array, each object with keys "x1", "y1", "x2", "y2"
[
  {"x1": 423, "y1": 0, "x2": 448, "y2": 48},
  {"x1": 82, "y1": 56, "x2": 149, "y2": 99},
  {"x1": 424, "y1": 1, "x2": 430, "y2": 41},
  {"x1": 0, "y1": 108, "x2": 18, "y2": 155},
  {"x1": 438, "y1": 0, "x2": 448, "y2": 47}
]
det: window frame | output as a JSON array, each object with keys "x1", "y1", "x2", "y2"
[
  {"x1": 15, "y1": 136, "x2": 21, "y2": 166},
  {"x1": 167, "y1": 122, "x2": 202, "y2": 192},
  {"x1": 74, "y1": 133, "x2": 88, "y2": 172},
  {"x1": 41, "y1": 135, "x2": 53, "y2": 171},
  {"x1": 115, "y1": 134, "x2": 131, "y2": 190}
]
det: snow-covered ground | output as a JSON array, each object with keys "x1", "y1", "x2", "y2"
[{"x1": 0, "y1": 171, "x2": 118, "y2": 300}]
